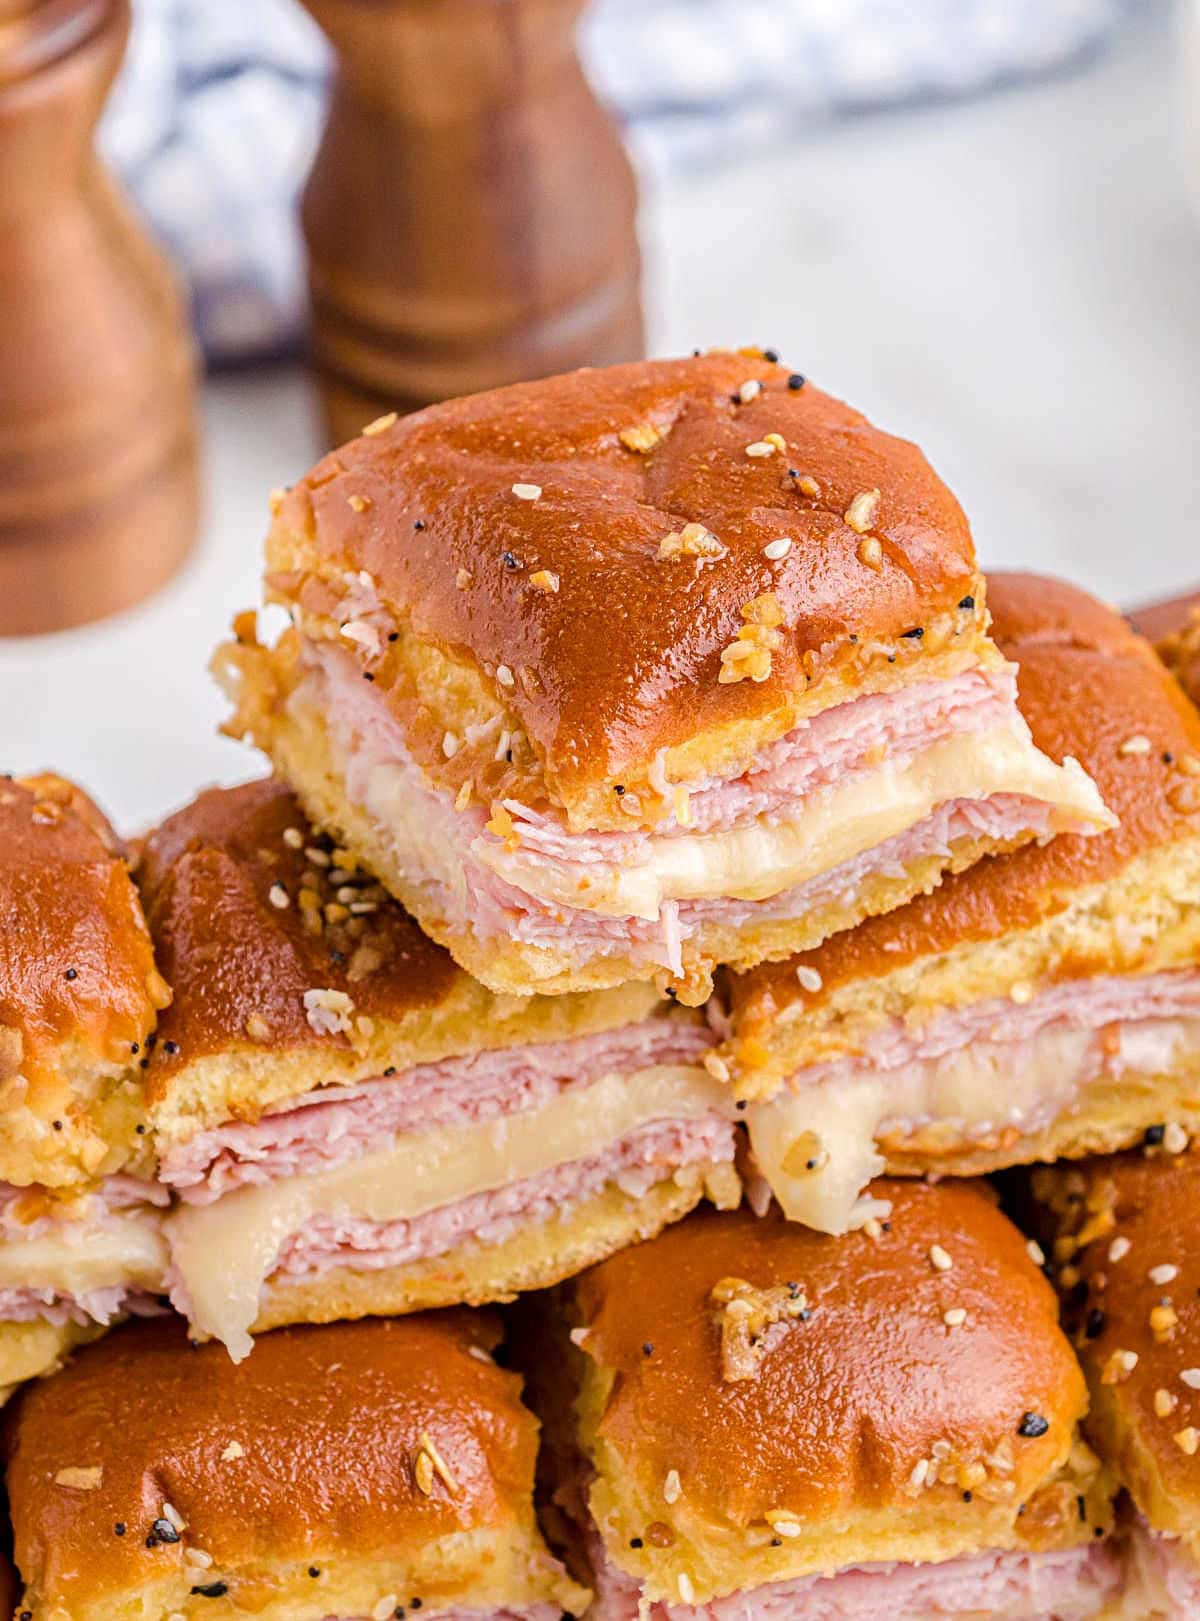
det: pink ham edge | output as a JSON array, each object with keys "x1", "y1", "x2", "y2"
[
  {"x1": 299, "y1": 644, "x2": 1090, "y2": 977},
  {"x1": 1124, "y1": 1519, "x2": 1200, "y2": 1614},
  {"x1": 160, "y1": 1017, "x2": 715, "y2": 1200},
  {"x1": 777, "y1": 969, "x2": 1200, "y2": 1148},
  {"x1": 588, "y1": 1534, "x2": 1123, "y2": 1621},
  {"x1": 165, "y1": 1113, "x2": 736, "y2": 1322}
]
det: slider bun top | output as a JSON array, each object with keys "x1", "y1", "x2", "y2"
[
  {"x1": 262, "y1": 351, "x2": 984, "y2": 825},
  {"x1": 563, "y1": 1184, "x2": 1106, "y2": 1603},
  {"x1": 1032, "y1": 1148, "x2": 1200, "y2": 1547},
  {"x1": 5, "y1": 1313, "x2": 588, "y2": 1621},
  {"x1": 734, "y1": 571, "x2": 1200, "y2": 1038},
  {"x1": 0, "y1": 773, "x2": 164, "y2": 1188},
  {"x1": 140, "y1": 779, "x2": 662, "y2": 1142}
]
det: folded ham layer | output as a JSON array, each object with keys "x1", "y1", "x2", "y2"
[
  {"x1": 1123, "y1": 1520, "x2": 1200, "y2": 1616},
  {"x1": 299, "y1": 644, "x2": 1106, "y2": 969},
  {"x1": 748, "y1": 971, "x2": 1200, "y2": 1234},
  {"x1": 165, "y1": 1070, "x2": 735, "y2": 1359},
  {"x1": 160, "y1": 1017, "x2": 714, "y2": 1202},
  {"x1": 587, "y1": 1537, "x2": 1123, "y2": 1621},
  {"x1": 0, "y1": 1175, "x2": 168, "y2": 1326},
  {"x1": 333, "y1": 1608, "x2": 566, "y2": 1621}
]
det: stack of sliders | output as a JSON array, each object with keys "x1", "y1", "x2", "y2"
[
  {"x1": 723, "y1": 573, "x2": 1200, "y2": 1234},
  {"x1": 7, "y1": 351, "x2": 1200, "y2": 1620}
]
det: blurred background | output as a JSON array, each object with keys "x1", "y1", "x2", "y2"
[{"x1": 1, "y1": 0, "x2": 1197, "y2": 829}]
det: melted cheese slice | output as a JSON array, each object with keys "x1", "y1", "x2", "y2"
[
  {"x1": 747, "y1": 1017, "x2": 1200, "y2": 1234},
  {"x1": 482, "y1": 721, "x2": 1111, "y2": 919},
  {"x1": 169, "y1": 1064, "x2": 728, "y2": 1362},
  {"x1": 0, "y1": 1210, "x2": 167, "y2": 1296}
]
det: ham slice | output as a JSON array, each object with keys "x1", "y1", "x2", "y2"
[
  {"x1": 588, "y1": 1535, "x2": 1124, "y2": 1621},
  {"x1": 160, "y1": 1018, "x2": 714, "y2": 1201},
  {"x1": 300, "y1": 644, "x2": 1106, "y2": 977},
  {"x1": 1123, "y1": 1519, "x2": 1200, "y2": 1615}
]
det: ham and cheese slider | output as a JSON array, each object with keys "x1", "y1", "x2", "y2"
[
  {"x1": 1030, "y1": 1145, "x2": 1200, "y2": 1616},
  {"x1": 138, "y1": 779, "x2": 738, "y2": 1362},
  {"x1": 3, "y1": 1311, "x2": 588, "y2": 1621},
  {"x1": 725, "y1": 574, "x2": 1200, "y2": 1234},
  {"x1": 0, "y1": 774, "x2": 169, "y2": 1400},
  {"x1": 214, "y1": 350, "x2": 1109, "y2": 1005},
  {"x1": 519, "y1": 1186, "x2": 1120, "y2": 1621}
]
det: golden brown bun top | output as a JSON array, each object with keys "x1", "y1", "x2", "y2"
[
  {"x1": 1031, "y1": 1147, "x2": 1200, "y2": 1536},
  {"x1": 571, "y1": 1184, "x2": 1085, "y2": 1529},
  {"x1": 735, "y1": 571, "x2": 1200, "y2": 1025},
  {"x1": 274, "y1": 351, "x2": 977, "y2": 800},
  {"x1": 138, "y1": 778, "x2": 461, "y2": 1086},
  {"x1": 0, "y1": 774, "x2": 161, "y2": 1134},
  {"x1": 6, "y1": 1312, "x2": 537, "y2": 1608}
]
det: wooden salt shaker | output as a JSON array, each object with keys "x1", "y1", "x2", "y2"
[
  {"x1": 299, "y1": 0, "x2": 645, "y2": 442},
  {"x1": 0, "y1": 0, "x2": 200, "y2": 635}
]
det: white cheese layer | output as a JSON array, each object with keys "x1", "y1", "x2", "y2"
[
  {"x1": 168, "y1": 1064, "x2": 729, "y2": 1362},
  {"x1": 747, "y1": 1017, "x2": 1200, "y2": 1235},
  {"x1": 0, "y1": 1209, "x2": 167, "y2": 1296}
]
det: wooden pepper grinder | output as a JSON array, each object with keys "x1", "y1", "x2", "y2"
[
  {"x1": 0, "y1": 0, "x2": 200, "y2": 635},
  {"x1": 299, "y1": 0, "x2": 645, "y2": 442}
]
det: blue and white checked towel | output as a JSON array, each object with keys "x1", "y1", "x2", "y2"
[{"x1": 102, "y1": 0, "x2": 1144, "y2": 362}]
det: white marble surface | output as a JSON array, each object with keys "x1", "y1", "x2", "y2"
[{"x1": 2, "y1": 1, "x2": 1197, "y2": 833}]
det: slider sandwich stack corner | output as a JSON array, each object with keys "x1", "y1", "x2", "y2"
[{"x1": 6, "y1": 348, "x2": 1200, "y2": 1621}]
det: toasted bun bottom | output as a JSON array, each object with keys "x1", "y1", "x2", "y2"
[
  {"x1": 223, "y1": 657, "x2": 1028, "y2": 1003},
  {"x1": 0, "y1": 1317, "x2": 106, "y2": 1405},
  {"x1": 230, "y1": 1162, "x2": 741, "y2": 1341}
]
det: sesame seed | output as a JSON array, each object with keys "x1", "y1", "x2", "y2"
[
  {"x1": 1164, "y1": 1122, "x2": 1189, "y2": 1154},
  {"x1": 529, "y1": 569, "x2": 560, "y2": 594},
  {"x1": 787, "y1": 373, "x2": 805, "y2": 390},
  {"x1": 1119, "y1": 734, "x2": 1151, "y2": 756},
  {"x1": 268, "y1": 883, "x2": 290, "y2": 910},
  {"x1": 795, "y1": 965, "x2": 823, "y2": 993},
  {"x1": 455, "y1": 568, "x2": 472, "y2": 590},
  {"x1": 283, "y1": 827, "x2": 303, "y2": 848},
  {"x1": 702, "y1": 1052, "x2": 731, "y2": 1083},
  {"x1": 347, "y1": 494, "x2": 369, "y2": 513},
  {"x1": 496, "y1": 664, "x2": 516, "y2": 688},
  {"x1": 677, "y1": 1574, "x2": 695, "y2": 1604},
  {"x1": 511, "y1": 483, "x2": 542, "y2": 501},
  {"x1": 220, "y1": 1441, "x2": 245, "y2": 1461},
  {"x1": 745, "y1": 440, "x2": 776, "y2": 458},
  {"x1": 794, "y1": 473, "x2": 821, "y2": 496},
  {"x1": 862, "y1": 1217, "x2": 883, "y2": 1240},
  {"x1": 1109, "y1": 1236, "x2": 1131, "y2": 1263},
  {"x1": 1182, "y1": 1369, "x2": 1200, "y2": 1389},
  {"x1": 361, "y1": 412, "x2": 397, "y2": 436},
  {"x1": 764, "y1": 433, "x2": 788, "y2": 454},
  {"x1": 929, "y1": 1244, "x2": 953, "y2": 1272},
  {"x1": 663, "y1": 1469, "x2": 682, "y2": 1504},
  {"x1": 763, "y1": 537, "x2": 792, "y2": 560},
  {"x1": 1176, "y1": 1427, "x2": 1200, "y2": 1456},
  {"x1": 374, "y1": 1599, "x2": 399, "y2": 1621},
  {"x1": 1009, "y1": 980, "x2": 1035, "y2": 1005},
  {"x1": 1150, "y1": 1264, "x2": 1179, "y2": 1286},
  {"x1": 1026, "y1": 1239, "x2": 1046, "y2": 1267},
  {"x1": 908, "y1": 1459, "x2": 929, "y2": 1488},
  {"x1": 1017, "y1": 1412, "x2": 1049, "y2": 1438},
  {"x1": 54, "y1": 1467, "x2": 102, "y2": 1490},
  {"x1": 1155, "y1": 1387, "x2": 1178, "y2": 1417},
  {"x1": 844, "y1": 489, "x2": 881, "y2": 533},
  {"x1": 442, "y1": 732, "x2": 459, "y2": 759},
  {"x1": 737, "y1": 379, "x2": 762, "y2": 403},
  {"x1": 244, "y1": 1014, "x2": 271, "y2": 1043},
  {"x1": 943, "y1": 1308, "x2": 967, "y2": 1327},
  {"x1": 767, "y1": 1512, "x2": 801, "y2": 1537}
]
